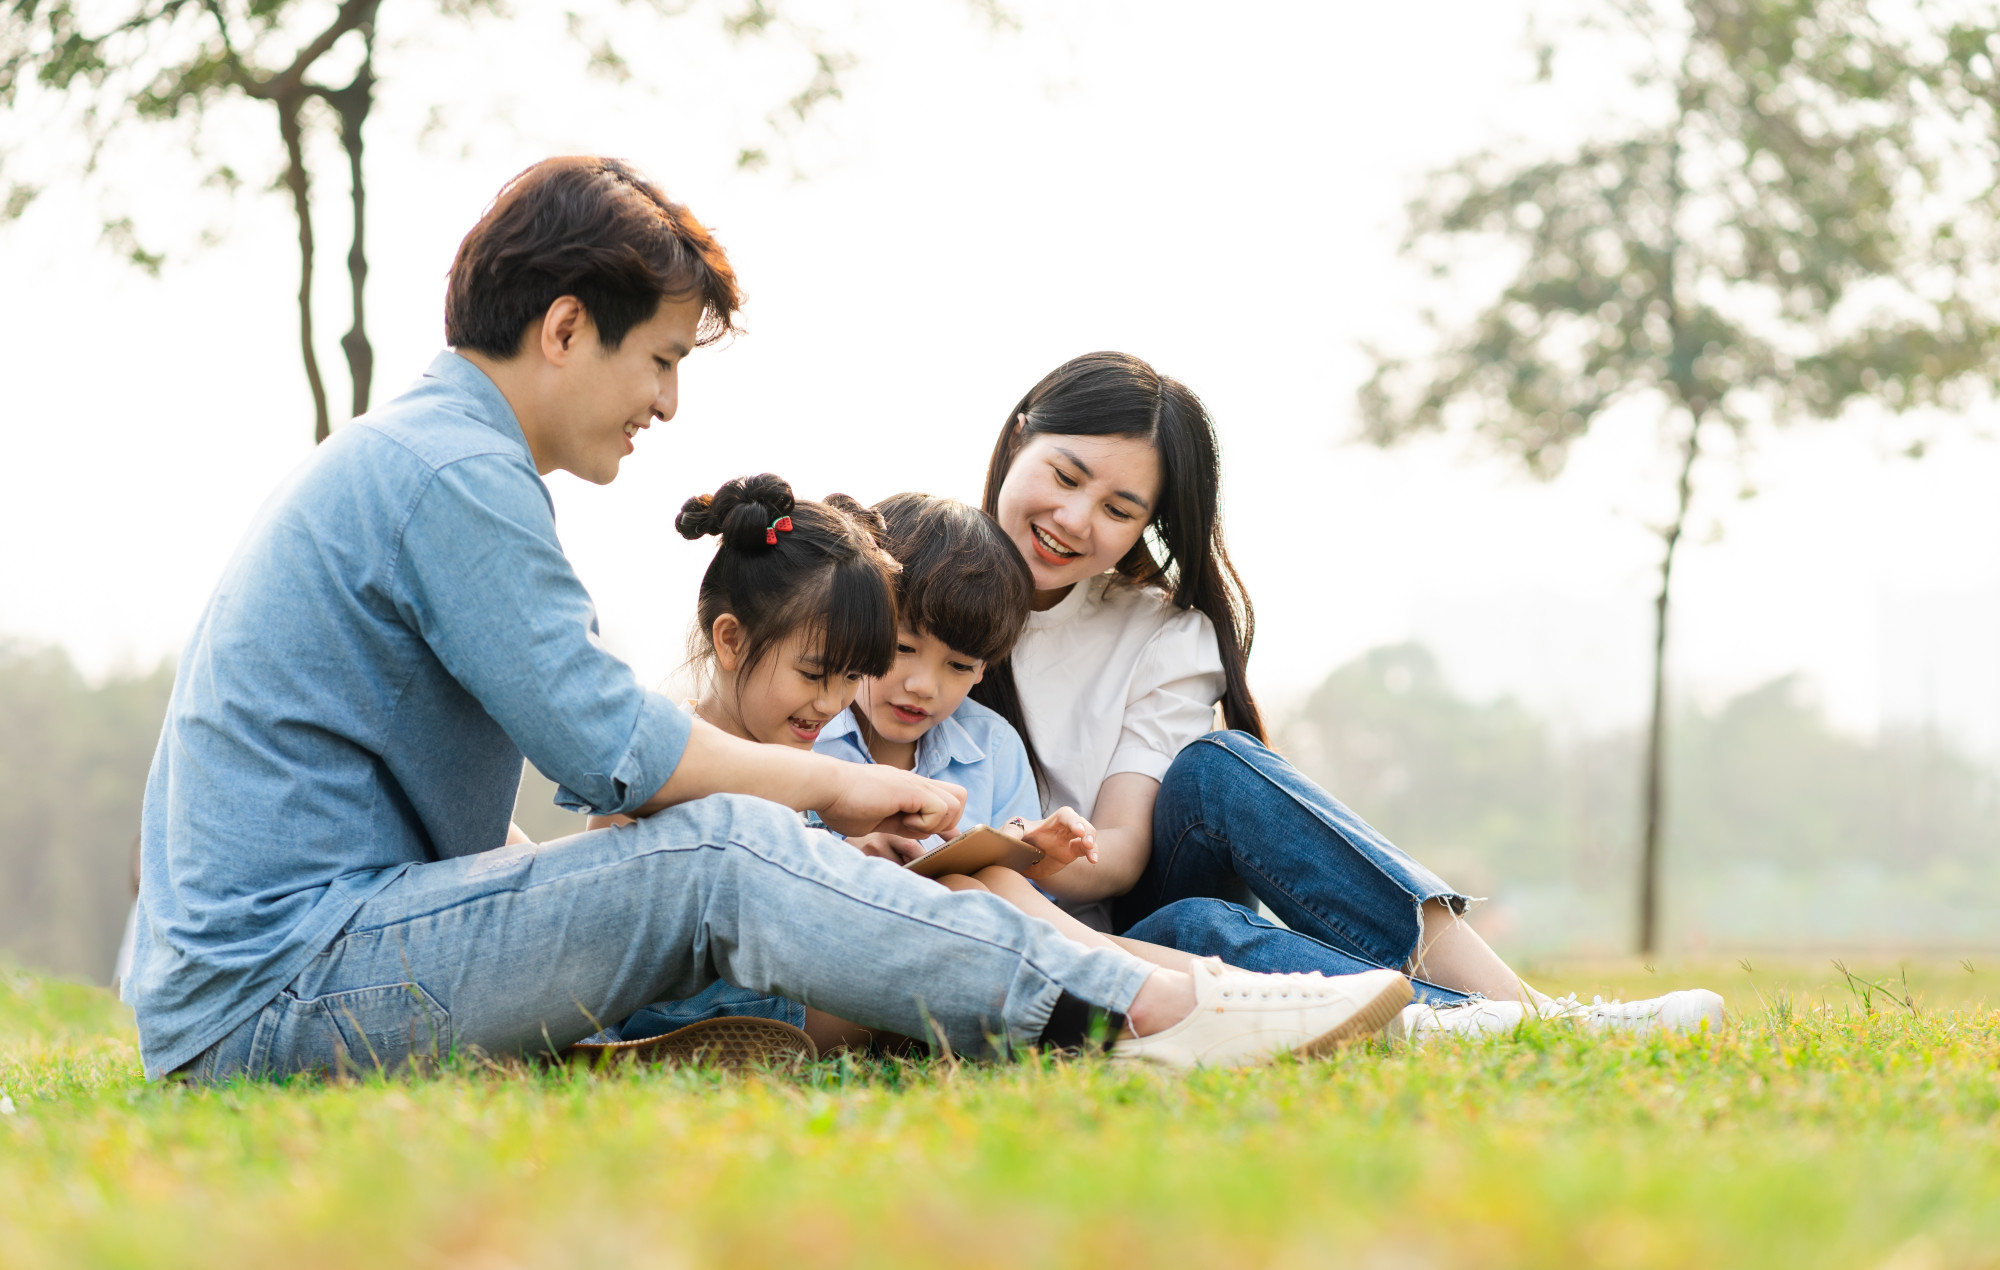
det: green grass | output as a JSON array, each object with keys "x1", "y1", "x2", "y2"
[{"x1": 3, "y1": 958, "x2": 1997, "y2": 1269}]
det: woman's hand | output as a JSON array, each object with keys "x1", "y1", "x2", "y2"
[
  {"x1": 1016, "y1": 807, "x2": 1098, "y2": 880},
  {"x1": 846, "y1": 831, "x2": 927, "y2": 864}
]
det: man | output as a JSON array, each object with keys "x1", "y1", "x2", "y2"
[{"x1": 127, "y1": 156, "x2": 1411, "y2": 1081}]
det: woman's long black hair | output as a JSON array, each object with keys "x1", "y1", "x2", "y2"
[{"x1": 973, "y1": 351, "x2": 1266, "y2": 754}]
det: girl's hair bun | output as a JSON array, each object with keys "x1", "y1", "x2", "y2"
[
  {"x1": 824, "y1": 492, "x2": 888, "y2": 546},
  {"x1": 676, "y1": 473, "x2": 797, "y2": 549}
]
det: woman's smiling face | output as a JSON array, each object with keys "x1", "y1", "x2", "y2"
[{"x1": 993, "y1": 432, "x2": 1163, "y2": 603}]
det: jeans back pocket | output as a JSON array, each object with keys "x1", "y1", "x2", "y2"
[{"x1": 251, "y1": 982, "x2": 453, "y2": 1079}]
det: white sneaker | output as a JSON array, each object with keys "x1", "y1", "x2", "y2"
[
  {"x1": 1110, "y1": 959, "x2": 1412, "y2": 1070},
  {"x1": 1389, "y1": 997, "x2": 1528, "y2": 1045},
  {"x1": 1540, "y1": 989, "x2": 1725, "y2": 1035}
]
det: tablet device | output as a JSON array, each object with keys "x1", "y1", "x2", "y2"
[{"x1": 904, "y1": 824, "x2": 1045, "y2": 879}]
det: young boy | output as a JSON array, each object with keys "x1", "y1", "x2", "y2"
[
  {"x1": 813, "y1": 493, "x2": 1082, "y2": 861},
  {"x1": 811, "y1": 495, "x2": 1242, "y2": 980}
]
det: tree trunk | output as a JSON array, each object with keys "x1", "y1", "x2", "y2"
[
  {"x1": 327, "y1": 28, "x2": 376, "y2": 424},
  {"x1": 276, "y1": 96, "x2": 332, "y2": 445},
  {"x1": 1638, "y1": 412, "x2": 1701, "y2": 956}
]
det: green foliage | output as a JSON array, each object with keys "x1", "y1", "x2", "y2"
[
  {"x1": 0, "y1": 643, "x2": 173, "y2": 982},
  {"x1": 1286, "y1": 643, "x2": 2000, "y2": 944},
  {"x1": 0, "y1": 177, "x2": 34, "y2": 218},
  {"x1": 1289, "y1": 644, "x2": 1578, "y2": 882},
  {"x1": 1361, "y1": 0, "x2": 2000, "y2": 473},
  {"x1": 97, "y1": 213, "x2": 160, "y2": 273},
  {"x1": 1, "y1": 962, "x2": 1995, "y2": 1268},
  {"x1": 1671, "y1": 676, "x2": 2000, "y2": 874}
]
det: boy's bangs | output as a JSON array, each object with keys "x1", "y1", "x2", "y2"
[
  {"x1": 872, "y1": 493, "x2": 1033, "y2": 666},
  {"x1": 904, "y1": 579, "x2": 1016, "y2": 666},
  {"x1": 807, "y1": 559, "x2": 898, "y2": 679}
]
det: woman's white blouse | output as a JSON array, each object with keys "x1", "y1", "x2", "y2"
[{"x1": 1011, "y1": 572, "x2": 1226, "y2": 818}]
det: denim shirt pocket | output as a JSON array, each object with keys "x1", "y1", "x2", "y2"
[{"x1": 249, "y1": 982, "x2": 453, "y2": 1079}]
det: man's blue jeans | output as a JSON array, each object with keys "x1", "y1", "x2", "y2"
[
  {"x1": 1116, "y1": 732, "x2": 1474, "y2": 1007},
  {"x1": 175, "y1": 794, "x2": 1155, "y2": 1082}
]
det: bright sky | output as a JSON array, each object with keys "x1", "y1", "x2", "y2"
[{"x1": 3, "y1": 0, "x2": 1997, "y2": 752}]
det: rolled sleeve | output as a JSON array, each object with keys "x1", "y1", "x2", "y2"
[
  {"x1": 394, "y1": 455, "x2": 692, "y2": 814},
  {"x1": 552, "y1": 691, "x2": 692, "y2": 815},
  {"x1": 1105, "y1": 610, "x2": 1225, "y2": 785}
]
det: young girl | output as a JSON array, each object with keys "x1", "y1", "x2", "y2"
[{"x1": 582, "y1": 473, "x2": 913, "y2": 1056}]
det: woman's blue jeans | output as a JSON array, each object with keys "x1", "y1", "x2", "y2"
[{"x1": 1115, "y1": 731, "x2": 1474, "y2": 1006}]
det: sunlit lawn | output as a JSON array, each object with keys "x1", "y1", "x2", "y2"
[{"x1": 2, "y1": 957, "x2": 1996, "y2": 1269}]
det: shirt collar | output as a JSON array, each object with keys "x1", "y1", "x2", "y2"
[
  {"x1": 1024, "y1": 570, "x2": 1104, "y2": 631},
  {"x1": 424, "y1": 349, "x2": 534, "y2": 460},
  {"x1": 818, "y1": 706, "x2": 865, "y2": 750},
  {"x1": 818, "y1": 705, "x2": 987, "y2": 774},
  {"x1": 919, "y1": 710, "x2": 987, "y2": 770}
]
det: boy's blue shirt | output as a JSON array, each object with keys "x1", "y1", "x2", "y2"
[
  {"x1": 813, "y1": 698, "x2": 1042, "y2": 832},
  {"x1": 127, "y1": 350, "x2": 693, "y2": 1079}
]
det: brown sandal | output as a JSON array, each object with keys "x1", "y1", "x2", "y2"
[{"x1": 562, "y1": 1016, "x2": 818, "y2": 1069}]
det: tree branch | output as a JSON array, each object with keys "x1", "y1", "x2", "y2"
[
  {"x1": 314, "y1": 33, "x2": 376, "y2": 419},
  {"x1": 243, "y1": 0, "x2": 379, "y2": 102},
  {"x1": 1638, "y1": 407, "x2": 1701, "y2": 954},
  {"x1": 274, "y1": 96, "x2": 330, "y2": 444}
]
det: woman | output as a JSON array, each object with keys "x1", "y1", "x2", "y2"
[{"x1": 972, "y1": 352, "x2": 1722, "y2": 1035}]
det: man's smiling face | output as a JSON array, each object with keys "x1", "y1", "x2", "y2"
[{"x1": 527, "y1": 294, "x2": 704, "y2": 485}]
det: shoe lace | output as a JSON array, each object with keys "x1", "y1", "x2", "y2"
[
  {"x1": 1540, "y1": 992, "x2": 1588, "y2": 1020},
  {"x1": 1207, "y1": 960, "x2": 1331, "y2": 1002},
  {"x1": 1589, "y1": 994, "x2": 1668, "y2": 1021}
]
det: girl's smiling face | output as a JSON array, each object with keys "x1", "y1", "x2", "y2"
[
  {"x1": 993, "y1": 432, "x2": 1162, "y2": 604},
  {"x1": 709, "y1": 620, "x2": 864, "y2": 748}
]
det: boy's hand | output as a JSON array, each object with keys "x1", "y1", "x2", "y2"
[
  {"x1": 818, "y1": 765, "x2": 966, "y2": 839},
  {"x1": 847, "y1": 832, "x2": 927, "y2": 864},
  {"x1": 1016, "y1": 807, "x2": 1097, "y2": 880}
]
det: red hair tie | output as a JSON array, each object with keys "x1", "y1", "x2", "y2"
[{"x1": 765, "y1": 515, "x2": 793, "y2": 545}]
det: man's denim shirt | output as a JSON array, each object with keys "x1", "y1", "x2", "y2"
[
  {"x1": 813, "y1": 698, "x2": 1042, "y2": 837},
  {"x1": 126, "y1": 351, "x2": 692, "y2": 1078}
]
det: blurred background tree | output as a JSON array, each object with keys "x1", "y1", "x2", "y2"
[
  {"x1": 0, "y1": 643, "x2": 172, "y2": 981},
  {"x1": 1286, "y1": 645, "x2": 2000, "y2": 958},
  {"x1": 1359, "y1": 0, "x2": 2000, "y2": 954},
  {"x1": 0, "y1": 0, "x2": 867, "y2": 443}
]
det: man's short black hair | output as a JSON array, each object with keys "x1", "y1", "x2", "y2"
[{"x1": 445, "y1": 156, "x2": 742, "y2": 357}]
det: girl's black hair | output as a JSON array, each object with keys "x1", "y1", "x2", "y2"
[
  {"x1": 677, "y1": 473, "x2": 899, "y2": 685},
  {"x1": 874, "y1": 493, "x2": 1047, "y2": 789},
  {"x1": 978, "y1": 351, "x2": 1267, "y2": 742}
]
